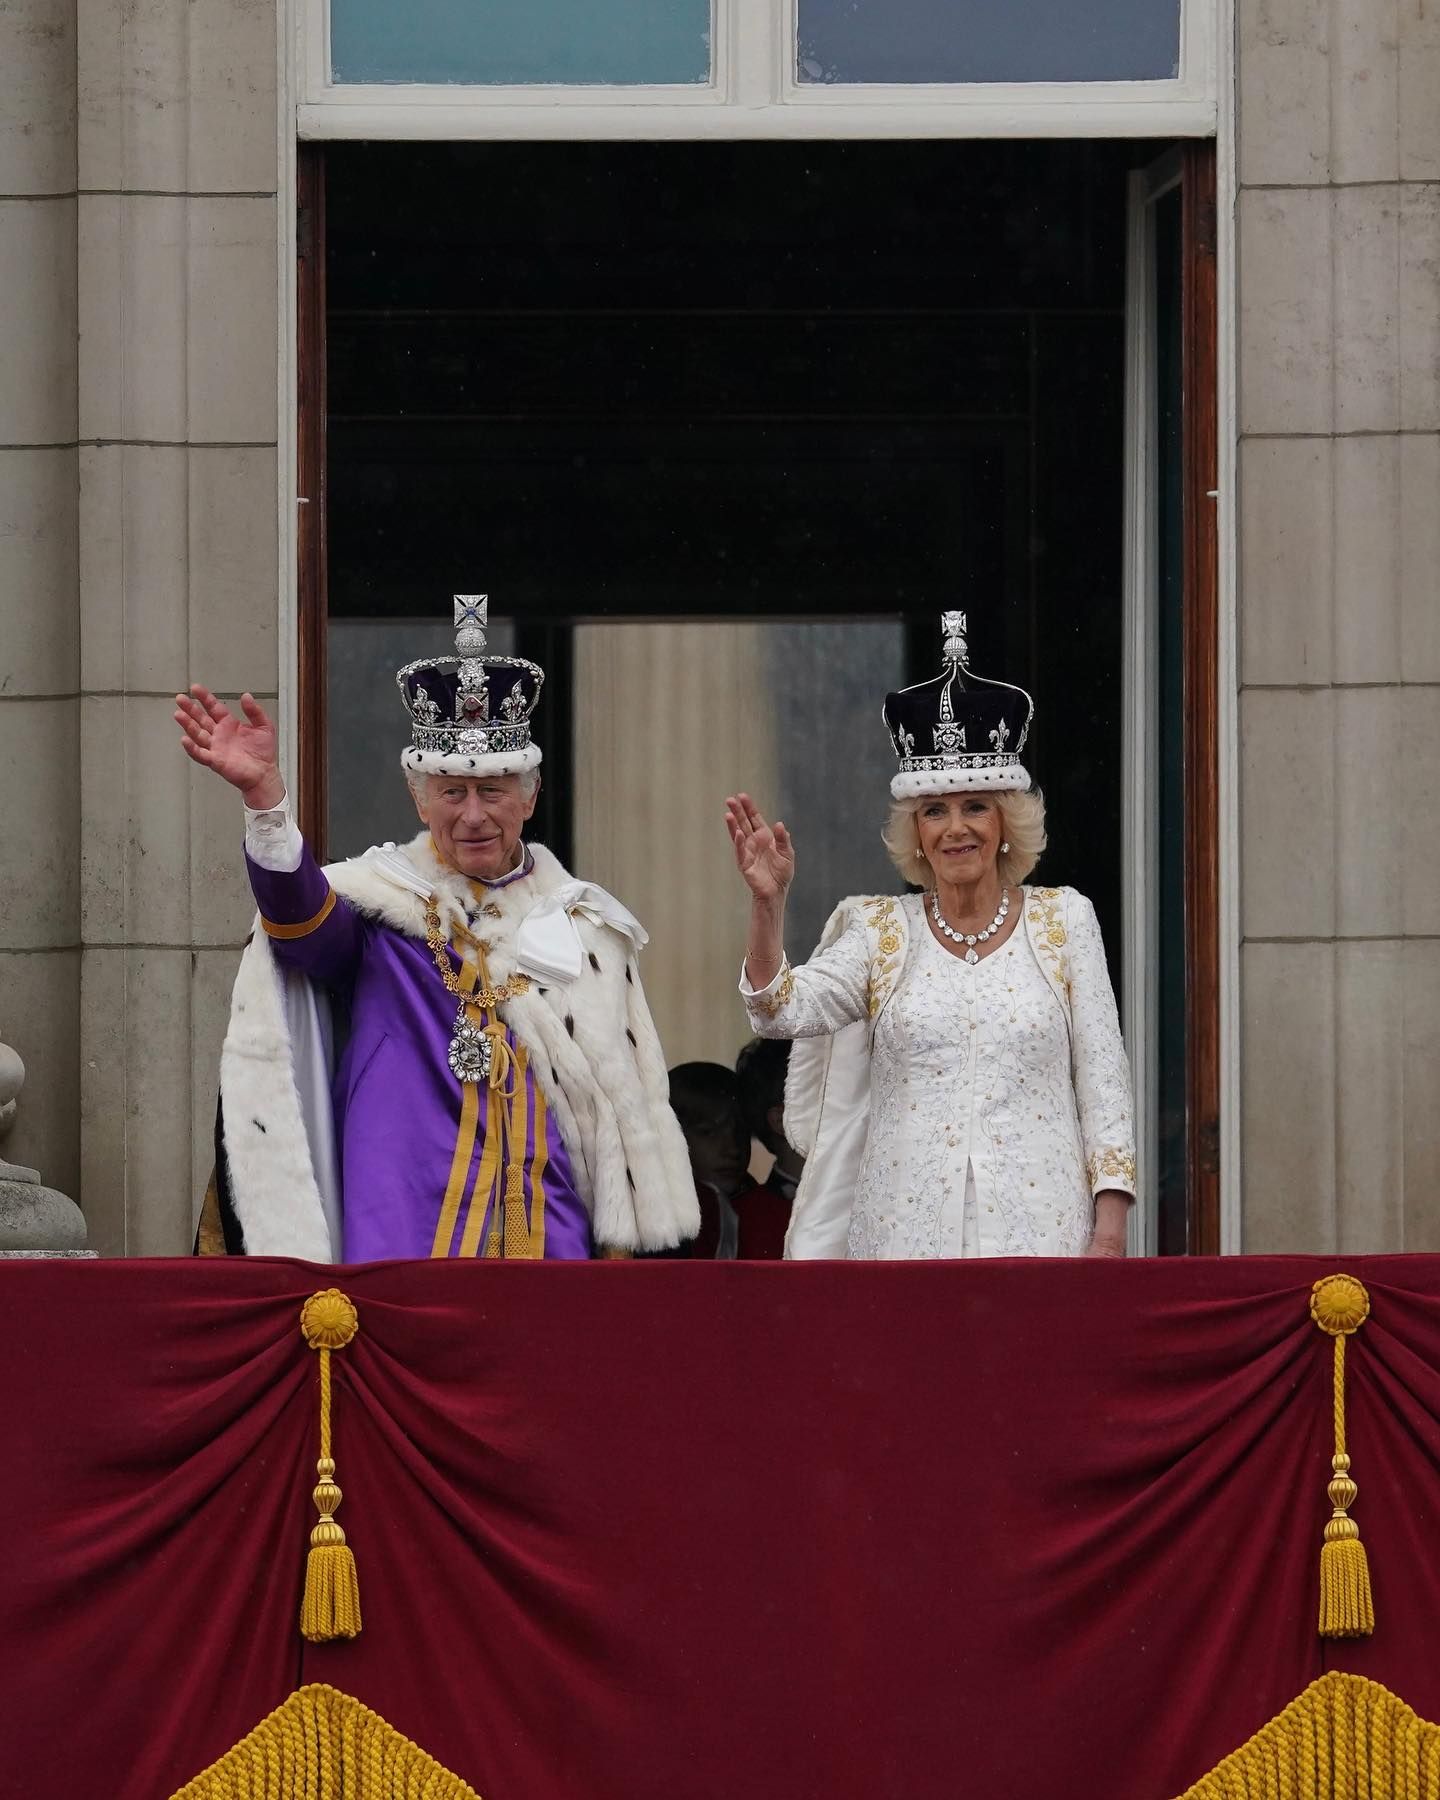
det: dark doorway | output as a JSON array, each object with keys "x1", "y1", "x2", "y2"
[
  {"x1": 324, "y1": 141, "x2": 1152, "y2": 913},
  {"x1": 301, "y1": 136, "x2": 1218, "y2": 1252}
]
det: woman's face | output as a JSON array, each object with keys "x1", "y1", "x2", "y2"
[{"x1": 916, "y1": 792, "x2": 1004, "y2": 888}]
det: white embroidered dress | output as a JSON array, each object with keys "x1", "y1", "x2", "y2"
[{"x1": 742, "y1": 886, "x2": 1136, "y2": 1260}]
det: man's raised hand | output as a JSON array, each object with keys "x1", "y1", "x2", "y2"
[{"x1": 174, "y1": 686, "x2": 284, "y2": 809}]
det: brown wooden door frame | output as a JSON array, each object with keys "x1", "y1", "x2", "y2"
[
  {"x1": 1181, "y1": 139, "x2": 1221, "y2": 1254},
  {"x1": 293, "y1": 138, "x2": 1225, "y2": 1249}
]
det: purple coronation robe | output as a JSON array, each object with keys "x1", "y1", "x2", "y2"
[{"x1": 246, "y1": 839, "x2": 592, "y2": 1261}]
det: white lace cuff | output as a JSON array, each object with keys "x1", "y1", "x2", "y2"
[{"x1": 243, "y1": 791, "x2": 304, "y2": 873}]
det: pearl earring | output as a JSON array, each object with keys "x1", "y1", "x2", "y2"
[{"x1": 1001, "y1": 841, "x2": 1010, "y2": 854}]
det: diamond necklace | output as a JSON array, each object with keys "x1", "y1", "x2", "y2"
[{"x1": 930, "y1": 885, "x2": 1009, "y2": 964}]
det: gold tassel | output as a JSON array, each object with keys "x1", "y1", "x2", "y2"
[
  {"x1": 1310, "y1": 1274, "x2": 1374, "y2": 1639},
  {"x1": 299, "y1": 1289, "x2": 362, "y2": 1643}
]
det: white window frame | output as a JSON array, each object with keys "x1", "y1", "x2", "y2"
[{"x1": 297, "y1": 0, "x2": 1216, "y2": 139}]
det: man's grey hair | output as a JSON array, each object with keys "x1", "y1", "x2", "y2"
[{"x1": 405, "y1": 768, "x2": 541, "y2": 802}]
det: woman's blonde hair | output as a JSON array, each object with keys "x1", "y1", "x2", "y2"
[{"x1": 882, "y1": 788, "x2": 1047, "y2": 890}]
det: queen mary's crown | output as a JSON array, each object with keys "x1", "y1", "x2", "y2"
[
  {"x1": 396, "y1": 595, "x2": 545, "y2": 780},
  {"x1": 883, "y1": 611, "x2": 1034, "y2": 801}
]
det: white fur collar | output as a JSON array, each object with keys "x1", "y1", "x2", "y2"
[{"x1": 323, "y1": 833, "x2": 571, "y2": 944}]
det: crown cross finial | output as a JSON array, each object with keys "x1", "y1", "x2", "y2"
[
  {"x1": 453, "y1": 595, "x2": 490, "y2": 719},
  {"x1": 941, "y1": 611, "x2": 969, "y2": 666},
  {"x1": 454, "y1": 594, "x2": 488, "y2": 654}
]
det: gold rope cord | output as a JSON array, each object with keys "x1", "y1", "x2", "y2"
[
  {"x1": 1176, "y1": 1671, "x2": 1440, "y2": 1799},
  {"x1": 168, "y1": 1683, "x2": 484, "y2": 1800},
  {"x1": 299, "y1": 1290, "x2": 362, "y2": 1643},
  {"x1": 1310, "y1": 1274, "x2": 1375, "y2": 1639}
]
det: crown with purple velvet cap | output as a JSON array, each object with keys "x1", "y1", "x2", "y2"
[
  {"x1": 396, "y1": 596, "x2": 544, "y2": 780},
  {"x1": 883, "y1": 611, "x2": 1034, "y2": 800}
]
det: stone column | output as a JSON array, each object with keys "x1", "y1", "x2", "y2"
[
  {"x1": 1237, "y1": 0, "x2": 1440, "y2": 1248},
  {"x1": 0, "y1": 0, "x2": 81, "y2": 1200},
  {"x1": 74, "y1": 0, "x2": 282, "y2": 1252}
]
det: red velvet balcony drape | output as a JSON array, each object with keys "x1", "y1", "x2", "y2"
[{"x1": 4, "y1": 1256, "x2": 1440, "y2": 1800}]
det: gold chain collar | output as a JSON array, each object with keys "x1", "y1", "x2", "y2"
[{"x1": 423, "y1": 898, "x2": 530, "y2": 1011}]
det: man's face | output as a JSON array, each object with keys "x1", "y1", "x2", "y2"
[{"x1": 413, "y1": 773, "x2": 539, "y2": 881}]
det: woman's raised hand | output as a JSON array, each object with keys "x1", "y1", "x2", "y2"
[
  {"x1": 174, "y1": 685, "x2": 284, "y2": 807},
  {"x1": 725, "y1": 793, "x2": 795, "y2": 905}
]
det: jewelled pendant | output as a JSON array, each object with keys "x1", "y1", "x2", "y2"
[
  {"x1": 447, "y1": 1007, "x2": 494, "y2": 1084},
  {"x1": 964, "y1": 947, "x2": 980, "y2": 965}
]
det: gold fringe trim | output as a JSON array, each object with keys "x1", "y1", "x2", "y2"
[
  {"x1": 168, "y1": 1683, "x2": 483, "y2": 1799},
  {"x1": 299, "y1": 1290, "x2": 362, "y2": 1642},
  {"x1": 1176, "y1": 1671, "x2": 1440, "y2": 1798},
  {"x1": 1310, "y1": 1274, "x2": 1375, "y2": 1638}
]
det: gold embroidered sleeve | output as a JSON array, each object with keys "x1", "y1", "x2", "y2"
[
  {"x1": 1065, "y1": 889, "x2": 1138, "y2": 1200},
  {"x1": 1087, "y1": 1149, "x2": 1139, "y2": 1189},
  {"x1": 739, "y1": 905, "x2": 873, "y2": 1038},
  {"x1": 750, "y1": 963, "x2": 796, "y2": 1020}
]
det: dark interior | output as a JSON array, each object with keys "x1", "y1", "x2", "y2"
[{"x1": 325, "y1": 138, "x2": 1167, "y2": 975}]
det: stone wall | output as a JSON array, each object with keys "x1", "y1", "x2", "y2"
[
  {"x1": 1, "y1": 0, "x2": 282, "y2": 1252},
  {"x1": 1, "y1": 0, "x2": 81, "y2": 1205},
  {"x1": 1237, "y1": 0, "x2": 1440, "y2": 1248}
]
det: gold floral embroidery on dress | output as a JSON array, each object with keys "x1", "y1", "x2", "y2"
[
  {"x1": 1027, "y1": 886, "x2": 1068, "y2": 948},
  {"x1": 1088, "y1": 1148, "x2": 1138, "y2": 1187},
  {"x1": 752, "y1": 963, "x2": 796, "y2": 1020},
  {"x1": 1026, "y1": 885, "x2": 1073, "y2": 1004},
  {"x1": 864, "y1": 897, "x2": 904, "y2": 1018}
]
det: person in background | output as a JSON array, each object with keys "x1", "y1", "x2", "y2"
[
  {"x1": 733, "y1": 1039, "x2": 802, "y2": 1260},
  {"x1": 666, "y1": 1062, "x2": 752, "y2": 1260}
]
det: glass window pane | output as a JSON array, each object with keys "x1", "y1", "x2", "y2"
[
  {"x1": 797, "y1": 0, "x2": 1181, "y2": 85},
  {"x1": 572, "y1": 619, "x2": 905, "y2": 1069},
  {"x1": 331, "y1": 0, "x2": 712, "y2": 85}
]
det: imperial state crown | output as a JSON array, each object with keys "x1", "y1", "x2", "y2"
[{"x1": 396, "y1": 595, "x2": 545, "y2": 780}]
